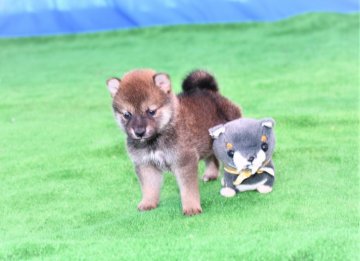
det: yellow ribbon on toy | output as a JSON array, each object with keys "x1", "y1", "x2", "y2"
[
  {"x1": 223, "y1": 165, "x2": 239, "y2": 175},
  {"x1": 224, "y1": 160, "x2": 272, "y2": 186},
  {"x1": 224, "y1": 166, "x2": 252, "y2": 185},
  {"x1": 234, "y1": 170, "x2": 252, "y2": 185}
]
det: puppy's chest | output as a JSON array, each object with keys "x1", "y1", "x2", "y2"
[{"x1": 133, "y1": 148, "x2": 173, "y2": 171}]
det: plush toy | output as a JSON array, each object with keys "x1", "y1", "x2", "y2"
[{"x1": 209, "y1": 118, "x2": 276, "y2": 197}]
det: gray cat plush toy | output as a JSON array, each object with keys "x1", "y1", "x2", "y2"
[{"x1": 209, "y1": 118, "x2": 276, "y2": 197}]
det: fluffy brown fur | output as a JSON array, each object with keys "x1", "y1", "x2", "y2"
[{"x1": 106, "y1": 69, "x2": 241, "y2": 215}]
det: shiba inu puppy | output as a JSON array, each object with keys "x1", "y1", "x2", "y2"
[{"x1": 106, "y1": 69, "x2": 241, "y2": 215}]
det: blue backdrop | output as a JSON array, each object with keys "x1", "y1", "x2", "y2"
[{"x1": 0, "y1": 0, "x2": 358, "y2": 37}]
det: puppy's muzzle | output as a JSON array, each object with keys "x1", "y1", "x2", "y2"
[{"x1": 134, "y1": 127, "x2": 146, "y2": 138}]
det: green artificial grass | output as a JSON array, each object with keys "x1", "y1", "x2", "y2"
[{"x1": 0, "y1": 13, "x2": 359, "y2": 260}]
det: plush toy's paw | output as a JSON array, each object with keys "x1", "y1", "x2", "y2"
[
  {"x1": 220, "y1": 187, "x2": 236, "y2": 197},
  {"x1": 257, "y1": 185, "x2": 273, "y2": 194}
]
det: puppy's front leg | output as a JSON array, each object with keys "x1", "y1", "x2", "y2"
[
  {"x1": 136, "y1": 164, "x2": 163, "y2": 211},
  {"x1": 173, "y1": 156, "x2": 202, "y2": 216}
]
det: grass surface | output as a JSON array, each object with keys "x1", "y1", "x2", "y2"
[{"x1": 0, "y1": 13, "x2": 359, "y2": 260}]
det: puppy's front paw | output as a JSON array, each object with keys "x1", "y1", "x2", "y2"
[
  {"x1": 182, "y1": 205, "x2": 202, "y2": 216},
  {"x1": 220, "y1": 187, "x2": 236, "y2": 197},
  {"x1": 137, "y1": 200, "x2": 158, "y2": 211},
  {"x1": 257, "y1": 185, "x2": 273, "y2": 194}
]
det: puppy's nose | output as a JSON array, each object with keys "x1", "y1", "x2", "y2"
[
  {"x1": 248, "y1": 156, "x2": 255, "y2": 163},
  {"x1": 134, "y1": 127, "x2": 146, "y2": 138}
]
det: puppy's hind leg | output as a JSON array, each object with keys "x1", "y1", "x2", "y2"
[{"x1": 203, "y1": 155, "x2": 220, "y2": 182}]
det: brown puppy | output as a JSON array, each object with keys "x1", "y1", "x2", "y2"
[{"x1": 106, "y1": 69, "x2": 241, "y2": 215}]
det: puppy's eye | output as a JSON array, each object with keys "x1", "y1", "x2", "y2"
[
  {"x1": 147, "y1": 109, "x2": 157, "y2": 117},
  {"x1": 227, "y1": 150, "x2": 235, "y2": 158},
  {"x1": 123, "y1": 112, "x2": 132, "y2": 120},
  {"x1": 261, "y1": 143, "x2": 268, "y2": 152}
]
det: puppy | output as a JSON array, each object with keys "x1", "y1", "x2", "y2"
[{"x1": 106, "y1": 69, "x2": 241, "y2": 215}]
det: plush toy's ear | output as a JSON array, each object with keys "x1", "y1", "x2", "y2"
[
  {"x1": 106, "y1": 77, "x2": 121, "y2": 97},
  {"x1": 153, "y1": 73, "x2": 171, "y2": 94},
  {"x1": 209, "y1": 124, "x2": 225, "y2": 139},
  {"x1": 261, "y1": 118, "x2": 275, "y2": 129}
]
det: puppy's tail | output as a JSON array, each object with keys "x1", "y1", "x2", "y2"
[{"x1": 182, "y1": 70, "x2": 218, "y2": 93}]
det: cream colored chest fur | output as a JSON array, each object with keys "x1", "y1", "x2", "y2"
[{"x1": 130, "y1": 148, "x2": 173, "y2": 171}]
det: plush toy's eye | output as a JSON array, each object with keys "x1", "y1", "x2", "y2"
[
  {"x1": 227, "y1": 150, "x2": 235, "y2": 158},
  {"x1": 261, "y1": 143, "x2": 268, "y2": 152}
]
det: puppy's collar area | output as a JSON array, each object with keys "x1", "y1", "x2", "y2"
[{"x1": 224, "y1": 160, "x2": 274, "y2": 186}]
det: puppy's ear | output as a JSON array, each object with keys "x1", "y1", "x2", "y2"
[
  {"x1": 106, "y1": 77, "x2": 121, "y2": 97},
  {"x1": 209, "y1": 124, "x2": 225, "y2": 139},
  {"x1": 153, "y1": 73, "x2": 171, "y2": 94},
  {"x1": 261, "y1": 118, "x2": 275, "y2": 128}
]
